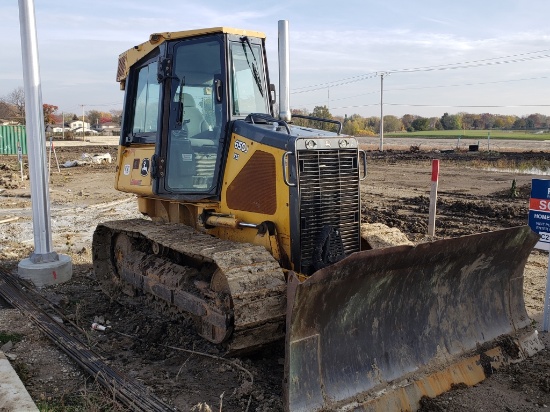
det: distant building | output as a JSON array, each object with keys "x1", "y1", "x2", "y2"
[
  {"x1": 70, "y1": 120, "x2": 91, "y2": 131},
  {"x1": 48, "y1": 124, "x2": 70, "y2": 133}
]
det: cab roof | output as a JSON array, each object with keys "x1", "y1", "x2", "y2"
[{"x1": 117, "y1": 27, "x2": 266, "y2": 86}]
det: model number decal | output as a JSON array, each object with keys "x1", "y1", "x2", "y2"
[{"x1": 234, "y1": 140, "x2": 248, "y2": 153}]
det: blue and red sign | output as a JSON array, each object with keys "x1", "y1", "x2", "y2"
[{"x1": 529, "y1": 179, "x2": 550, "y2": 251}]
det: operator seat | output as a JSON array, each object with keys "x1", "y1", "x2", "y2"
[{"x1": 183, "y1": 93, "x2": 209, "y2": 137}]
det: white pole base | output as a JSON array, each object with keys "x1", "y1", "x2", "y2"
[{"x1": 17, "y1": 254, "x2": 72, "y2": 288}]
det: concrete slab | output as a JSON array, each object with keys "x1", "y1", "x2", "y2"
[{"x1": 0, "y1": 351, "x2": 38, "y2": 411}]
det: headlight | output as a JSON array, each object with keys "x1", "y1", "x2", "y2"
[
  {"x1": 305, "y1": 139, "x2": 317, "y2": 149},
  {"x1": 339, "y1": 139, "x2": 350, "y2": 148}
]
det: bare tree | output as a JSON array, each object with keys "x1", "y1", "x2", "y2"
[
  {"x1": 109, "y1": 109, "x2": 123, "y2": 125},
  {"x1": 6, "y1": 87, "x2": 25, "y2": 122},
  {"x1": 0, "y1": 99, "x2": 17, "y2": 120}
]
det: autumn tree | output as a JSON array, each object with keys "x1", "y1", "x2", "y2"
[
  {"x1": 342, "y1": 119, "x2": 360, "y2": 136},
  {"x1": 43, "y1": 104, "x2": 58, "y2": 124},
  {"x1": 383, "y1": 115, "x2": 403, "y2": 133},
  {"x1": 513, "y1": 117, "x2": 526, "y2": 129},
  {"x1": 310, "y1": 105, "x2": 336, "y2": 130},
  {"x1": 86, "y1": 110, "x2": 109, "y2": 128},
  {"x1": 342, "y1": 114, "x2": 363, "y2": 136},
  {"x1": 440, "y1": 112, "x2": 462, "y2": 130},
  {"x1": 480, "y1": 113, "x2": 496, "y2": 129},
  {"x1": 460, "y1": 112, "x2": 479, "y2": 130},
  {"x1": 411, "y1": 117, "x2": 430, "y2": 131},
  {"x1": 429, "y1": 117, "x2": 442, "y2": 130},
  {"x1": 526, "y1": 113, "x2": 547, "y2": 129},
  {"x1": 100, "y1": 112, "x2": 113, "y2": 123},
  {"x1": 495, "y1": 115, "x2": 517, "y2": 129},
  {"x1": 401, "y1": 114, "x2": 417, "y2": 132}
]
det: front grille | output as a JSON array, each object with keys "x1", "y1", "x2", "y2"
[{"x1": 297, "y1": 148, "x2": 360, "y2": 274}]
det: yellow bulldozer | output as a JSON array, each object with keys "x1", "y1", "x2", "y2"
[{"x1": 92, "y1": 21, "x2": 543, "y2": 411}]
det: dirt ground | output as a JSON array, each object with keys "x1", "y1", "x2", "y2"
[{"x1": 1, "y1": 140, "x2": 550, "y2": 411}]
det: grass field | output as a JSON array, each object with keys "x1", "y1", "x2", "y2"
[{"x1": 385, "y1": 130, "x2": 550, "y2": 140}]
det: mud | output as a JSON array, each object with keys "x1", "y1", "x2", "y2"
[{"x1": 0, "y1": 143, "x2": 550, "y2": 411}]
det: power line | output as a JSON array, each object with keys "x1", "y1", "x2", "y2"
[
  {"x1": 296, "y1": 75, "x2": 550, "y2": 110},
  {"x1": 387, "y1": 48, "x2": 550, "y2": 72},
  {"x1": 291, "y1": 73, "x2": 378, "y2": 94},
  {"x1": 385, "y1": 76, "x2": 550, "y2": 93},
  {"x1": 389, "y1": 54, "x2": 550, "y2": 74},
  {"x1": 290, "y1": 48, "x2": 550, "y2": 94},
  {"x1": 326, "y1": 102, "x2": 550, "y2": 110},
  {"x1": 385, "y1": 103, "x2": 550, "y2": 108},
  {"x1": 291, "y1": 72, "x2": 378, "y2": 92}
]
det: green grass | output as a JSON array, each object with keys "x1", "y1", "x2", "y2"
[
  {"x1": 0, "y1": 331, "x2": 23, "y2": 345},
  {"x1": 385, "y1": 130, "x2": 550, "y2": 140}
]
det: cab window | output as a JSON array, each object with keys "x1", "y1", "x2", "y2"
[
  {"x1": 131, "y1": 61, "x2": 160, "y2": 135},
  {"x1": 230, "y1": 40, "x2": 269, "y2": 116}
]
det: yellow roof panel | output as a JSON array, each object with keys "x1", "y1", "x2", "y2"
[{"x1": 117, "y1": 27, "x2": 266, "y2": 84}]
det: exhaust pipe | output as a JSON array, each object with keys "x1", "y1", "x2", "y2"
[{"x1": 278, "y1": 20, "x2": 291, "y2": 122}]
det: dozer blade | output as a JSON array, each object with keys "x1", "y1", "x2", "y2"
[{"x1": 284, "y1": 226, "x2": 543, "y2": 412}]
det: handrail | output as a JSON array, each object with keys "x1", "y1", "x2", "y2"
[
  {"x1": 245, "y1": 113, "x2": 291, "y2": 135},
  {"x1": 291, "y1": 114, "x2": 342, "y2": 135}
]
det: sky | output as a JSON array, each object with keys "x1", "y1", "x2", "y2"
[{"x1": 1, "y1": 0, "x2": 549, "y2": 119}]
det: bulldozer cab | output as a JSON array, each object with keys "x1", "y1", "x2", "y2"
[{"x1": 119, "y1": 30, "x2": 272, "y2": 200}]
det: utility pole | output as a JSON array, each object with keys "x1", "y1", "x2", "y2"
[
  {"x1": 379, "y1": 72, "x2": 388, "y2": 151},
  {"x1": 81, "y1": 104, "x2": 85, "y2": 140}
]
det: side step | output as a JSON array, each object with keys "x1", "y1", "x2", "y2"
[{"x1": 284, "y1": 226, "x2": 543, "y2": 411}]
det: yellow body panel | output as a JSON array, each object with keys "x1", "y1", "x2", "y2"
[
  {"x1": 210, "y1": 132, "x2": 291, "y2": 260},
  {"x1": 115, "y1": 145, "x2": 155, "y2": 196},
  {"x1": 117, "y1": 133, "x2": 291, "y2": 263}
]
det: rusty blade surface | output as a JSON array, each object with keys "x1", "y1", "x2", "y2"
[{"x1": 284, "y1": 226, "x2": 538, "y2": 411}]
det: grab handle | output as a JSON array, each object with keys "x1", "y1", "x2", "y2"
[{"x1": 282, "y1": 152, "x2": 296, "y2": 187}]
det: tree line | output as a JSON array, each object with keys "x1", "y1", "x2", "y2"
[
  {"x1": 292, "y1": 106, "x2": 550, "y2": 136},
  {"x1": 2, "y1": 86, "x2": 548, "y2": 135},
  {"x1": 0, "y1": 87, "x2": 122, "y2": 128}
]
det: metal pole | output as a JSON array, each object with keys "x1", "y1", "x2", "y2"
[
  {"x1": 379, "y1": 73, "x2": 384, "y2": 151},
  {"x1": 428, "y1": 159, "x2": 440, "y2": 236},
  {"x1": 278, "y1": 20, "x2": 291, "y2": 122},
  {"x1": 18, "y1": 0, "x2": 57, "y2": 262}
]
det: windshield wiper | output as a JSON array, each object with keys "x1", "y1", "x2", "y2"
[
  {"x1": 176, "y1": 75, "x2": 186, "y2": 126},
  {"x1": 240, "y1": 36, "x2": 264, "y2": 97}
]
